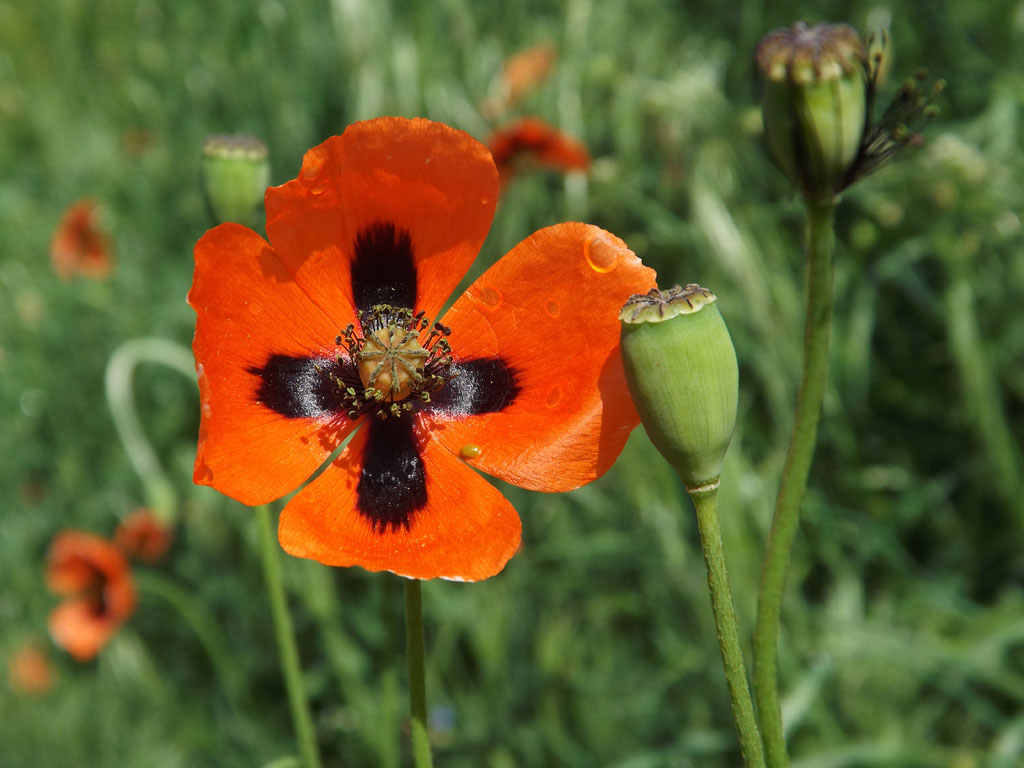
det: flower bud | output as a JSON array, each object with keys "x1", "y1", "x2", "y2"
[
  {"x1": 201, "y1": 134, "x2": 270, "y2": 225},
  {"x1": 620, "y1": 285, "x2": 739, "y2": 489},
  {"x1": 756, "y1": 22, "x2": 868, "y2": 203}
]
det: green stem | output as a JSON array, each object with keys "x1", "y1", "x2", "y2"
[
  {"x1": 943, "y1": 252, "x2": 1023, "y2": 511},
  {"x1": 753, "y1": 200, "x2": 835, "y2": 768},
  {"x1": 104, "y1": 337, "x2": 196, "y2": 520},
  {"x1": 134, "y1": 571, "x2": 246, "y2": 704},
  {"x1": 257, "y1": 505, "x2": 322, "y2": 768},
  {"x1": 688, "y1": 483, "x2": 766, "y2": 768},
  {"x1": 404, "y1": 579, "x2": 433, "y2": 768}
]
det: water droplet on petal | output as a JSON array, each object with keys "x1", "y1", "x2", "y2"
[
  {"x1": 546, "y1": 300, "x2": 560, "y2": 317},
  {"x1": 583, "y1": 235, "x2": 620, "y2": 273},
  {"x1": 309, "y1": 181, "x2": 328, "y2": 196},
  {"x1": 478, "y1": 286, "x2": 501, "y2": 308},
  {"x1": 460, "y1": 444, "x2": 482, "y2": 459},
  {"x1": 546, "y1": 387, "x2": 561, "y2": 407},
  {"x1": 300, "y1": 147, "x2": 326, "y2": 180}
]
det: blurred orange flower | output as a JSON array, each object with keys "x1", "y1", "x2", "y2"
[
  {"x1": 8, "y1": 642, "x2": 55, "y2": 695},
  {"x1": 487, "y1": 118, "x2": 591, "y2": 189},
  {"x1": 483, "y1": 44, "x2": 557, "y2": 119},
  {"x1": 50, "y1": 198, "x2": 113, "y2": 280},
  {"x1": 502, "y1": 43, "x2": 556, "y2": 106},
  {"x1": 46, "y1": 531, "x2": 136, "y2": 661},
  {"x1": 114, "y1": 509, "x2": 173, "y2": 564}
]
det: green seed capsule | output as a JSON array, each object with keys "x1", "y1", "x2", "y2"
[
  {"x1": 756, "y1": 22, "x2": 868, "y2": 203},
  {"x1": 201, "y1": 134, "x2": 270, "y2": 226},
  {"x1": 619, "y1": 285, "x2": 739, "y2": 489}
]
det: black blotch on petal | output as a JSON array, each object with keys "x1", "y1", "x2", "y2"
[
  {"x1": 427, "y1": 357, "x2": 520, "y2": 416},
  {"x1": 351, "y1": 221, "x2": 417, "y2": 315},
  {"x1": 249, "y1": 355, "x2": 352, "y2": 419},
  {"x1": 357, "y1": 416, "x2": 427, "y2": 532}
]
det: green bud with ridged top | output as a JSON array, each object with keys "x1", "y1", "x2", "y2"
[
  {"x1": 756, "y1": 21, "x2": 868, "y2": 203},
  {"x1": 620, "y1": 284, "x2": 739, "y2": 489},
  {"x1": 201, "y1": 134, "x2": 270, "y2": 226}
]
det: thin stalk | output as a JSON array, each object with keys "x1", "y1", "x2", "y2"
[
  {"x1": 753, "y1": 200, "x2": 835, "y2": 768},
  {"x1": 257, "y1": 505, "x2": 322, "y2": 768},
  {"x1": 104, "y1": 337, "x2": 196, "y2": 520},
  {"x1": 134, "y1": 570, "x2": 246, "y2": 705},
  {"x1": 688, "y1": 483, "x2": 766, "y2": 768},
  {"x1": 404, "y1": 579, "x2": 433, "y2": 768},
  {"x1": 943, "y1": 250, "x2": 1023, "y2": 512}
]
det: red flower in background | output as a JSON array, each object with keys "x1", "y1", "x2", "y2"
[
  {"x1": 8, "y1": 642, "x2": 55, "y2": 695},
  {"x1": 501, "y1": 43, "x2": 557, "y2": 107},
  {"x1": 114, "y1": 509, "x2": 173, "y2": 564},
  {"x1": 189, "y1": 117, "x2": 655, "y2": 581},
  {"x1": 50, "y1": 199, "x2": 113, "y2": 280},
  {"x1": 46, "y1": 531, "x2": 136, "y2": 661},
  {"x1": 487, "y1": 118, "x2": 591, "y2": 190},
  {"x1": 483, "y1": 44, "x2": 557, "y2": 119}
]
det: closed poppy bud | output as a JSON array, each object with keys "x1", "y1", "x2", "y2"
[
  {"x1": 201, "y1": 134, "x2": 270, "y2": 225},
  {"x1": 756, "y1": 22, "x2": 868, "y2": 203},
  {"x1": 619, "y1": 284, "x2": 738, "y2": 489}
]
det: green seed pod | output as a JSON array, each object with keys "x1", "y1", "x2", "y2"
[
  {"x1": 756, "y1": 22, "x2": 868, "y2": 203},
  {"x1": 201, "y1": 134, "x2": 270, "y2": 226},
  {"x1": 620, "y1": 285, "x2": 739, "y2": 489}
]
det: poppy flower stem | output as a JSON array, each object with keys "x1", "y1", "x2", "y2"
[
  {"x1": 688, "y1": 484, "x2": 766, "y2": 768},
  {"x1": 753, "y1": 199, "x2": 836, "y2": 768},
  {"x1": 403, "y1": 579, "x2": 434, "y2": 768},
  {"x1": 133, "y1": 570, "x2": 246, "y2": 707},
  {"x1": 257, "y1": 505, "x2": 323, "y2": 768},
  {"x1": 105, "y1": 337, "x2": 196, "y2": 521}
]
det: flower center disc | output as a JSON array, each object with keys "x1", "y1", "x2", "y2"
[{"x1": 357, "y1": 325, "x2": 428, "y2": 401}]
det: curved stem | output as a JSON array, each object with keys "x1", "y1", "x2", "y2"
[
  {"x1": 688, "y1": 483, "x2": 766, "y2": 768},
  {"x1": 753, "y1": 200, "x2": 835, "y2": 767},
  {"x1": 257, "y1": 505, "x2": 322, "y2": 768},
  {"x1": 404, "y1": 579, "x2": 433, "y2": 768},
  {"x1": 134, "y1": 570, "x2": 246, "y2": 704},
  {"x1": 104, "y1": 337, "x2": 196, "y2": 520}
]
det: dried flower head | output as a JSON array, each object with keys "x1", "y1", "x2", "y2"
[{"x1": 756, "y1": 21, "x2": 942, "y2": 202}]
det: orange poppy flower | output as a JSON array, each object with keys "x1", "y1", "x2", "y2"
[
  {"x1": 189, "y1": 117, "x2": 655, "y2": 581},
  {"x1": 487, "y1": 118, "x2": 591, "y2": 189},
  {"x1": 50, "y1": 198, "x2": 113, "y2": 280},
  {"x1": 46, "y1": 531, "x2": 136, "y2": 661},
  {"x1": 482, "y1": 44, "x2": 557, "y2": 119},
  {"x1": 502, "y1": 43, "x2": 556, "y2": 105},
  {"x1": 8, "y1": 641, "x2": 55, "y2": 695},
  {"x1": 114, "y1": 508, "x2": 173, "y2": 564}
]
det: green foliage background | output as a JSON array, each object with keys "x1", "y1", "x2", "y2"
[{"x1": 3, "y1": 0, "x2": 1024, "y2": 765}]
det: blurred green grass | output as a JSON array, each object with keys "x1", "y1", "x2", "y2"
[{"x1": 3, "y1": 0, "x2": 1024, "y2": 766}]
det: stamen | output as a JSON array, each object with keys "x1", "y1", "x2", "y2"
[{"x1": 328, "y1": 304, "x2": 454, "y2": 421}]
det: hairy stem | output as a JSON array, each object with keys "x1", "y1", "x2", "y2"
[
  {"x1": 404, "y1": 579, "x2": 433, "y2": 768},
  {"x1": 753, "y1": 200, "x2": 835, "y2": 767},
  {"x1": 257, "y1": 505, "x2": 322, "y2": 768},
  {"x1": 689, "y1": 483, "x2": 766, "y2": 768}
]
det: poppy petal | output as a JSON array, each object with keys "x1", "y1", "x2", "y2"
[
  {"x1": 428, "y1": 223, "x2": 657, "y2": 491},
  {"x1": 487, "y1": 118, "x2": 590, "y2": 189},
  {"x1": 46, "y1": 531, "x2": 127, "y2": 594},
  {"x1": 189, "y1": 223, "x2": 357, "y2": 506},
  {"x1": 50, "y1": 198, "x2": 113, "y2": 280},
  {"x1": 9, "y1": 642, "x2": 54, "y2": 695},
  {"x1": 114, "y1": 509, "x2": 173, "y2": 564},
  {"x1": 279, "y1": 417, "x2": 521, "y2": 581},
  {"x1": 46, "y1": 531, "x2": 136, "y2": 661},
  {"x1": 49, "y1": 599, "x2": 119, "y2": 662},
  {"x1": 264, "y1": 117, "x2": 498, "y2": 324}
]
